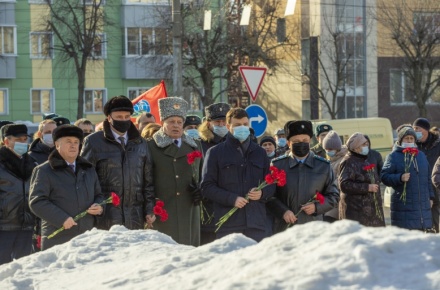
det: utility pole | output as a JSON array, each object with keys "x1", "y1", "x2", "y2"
[{"x1": 172, "y1": 0, "x2": 183, "y2": 97}]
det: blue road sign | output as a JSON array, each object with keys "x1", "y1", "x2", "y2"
[{"x1": 245, "y1": 104, "x2": 268, "y2": 138}]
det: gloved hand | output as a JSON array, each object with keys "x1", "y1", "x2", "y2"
[{"x1": 188, "y1": 183, "x2": 202, "y2": 204}]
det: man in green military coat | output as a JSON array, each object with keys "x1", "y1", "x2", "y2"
[{"x1": 147, "y1": 97, "x2": 202, "y2": 246}]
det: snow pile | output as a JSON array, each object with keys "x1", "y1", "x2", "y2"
[{"x1": 1, "y1": 221, "x2": 440, "y2": 290}]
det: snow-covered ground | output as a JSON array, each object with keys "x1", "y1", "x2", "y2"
[{"x1": 1, "y1": 221, "x2": 440, "y2": 290}]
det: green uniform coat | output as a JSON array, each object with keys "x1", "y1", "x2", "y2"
[{"x1": 147, "y1": 129, "x2": 202, "y2": 246}]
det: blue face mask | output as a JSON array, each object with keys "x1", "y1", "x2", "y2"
[
  {"x1": 267, "y1": 151, "x2": 275, "y2": 157},
  {"x1": 277, "y1": 138, "x2": 287, "y2": 147},
  {"x1": 416, "y1": 131, "x2": 423, "y2": 140},
  {"x1": 213, "y1": 125, "x2": 228, "y2": 137},
  {"x1": 326, "y1": 150, "x2": 336, "y2": 157},
  {"x1": 186, "y1": 129, "x2": 199, "y2": 139},
  {"x1": 13, "y1": 142, "x2": 28, "y2": 156},
  {"x1": 233, "y1": 126, "x2": 250, "y2": 142},
  {"x1": 360, "y1": 146, "x2": 369, "y2": 156},
  {"x1": 401, "y1": 142, "x2": 415, "y2": 148}
]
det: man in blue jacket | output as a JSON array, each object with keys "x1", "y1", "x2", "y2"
[{"x1": 201, "y1": 108, "x2": 274, "y2": 242}]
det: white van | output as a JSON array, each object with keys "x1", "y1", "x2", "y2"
[{"x1": 312, "y1": 117, "x2": 394, "y2": 159}]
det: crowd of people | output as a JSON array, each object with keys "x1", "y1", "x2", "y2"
[{"x1": 1, "y1": 95, "x2": 440, "y2": 266}]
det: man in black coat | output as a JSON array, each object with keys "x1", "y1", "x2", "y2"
[
  {"x1": 29, "y1": 125, "x2": 104, "y2": 250},
  {"x1": 28, "y1": 119, "x2": 57, "y2": 165},
  {"x1": 81, "y1": 96, "x2": 155, "y2": 230},
  {"x1": 413, "y1": 118, "x2": 440, "y2": 232},
  {"x1": 0, "y1": 124, "x2": 37, "y2": 265},
  {"x1": 201, "y1": 108, "x2": 274, "y2": 242}
]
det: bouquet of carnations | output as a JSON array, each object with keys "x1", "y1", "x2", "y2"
[
  {"x1": 363, "y1": 164, "x2": 382, "y2": 220},
  {"x1": 401, "y1": 148, "x2": 419, "y2": 204},
  {"x1": 215, "y1": 166, "x2": 286, "y2": 232}
]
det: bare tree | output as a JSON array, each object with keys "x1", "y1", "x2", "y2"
[
  {"x1": 181, "y1": 0, "x2": 299, "y2": 108},
  {"x1": 39, "y1": 0, "x2": 113, "y2": 119},
  {"x1": 375, "y1": 0, "x2": 440, "y2": 117}
]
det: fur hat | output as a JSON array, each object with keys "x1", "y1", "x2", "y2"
[
  {"x1": 260, "y1": 136, "x2": 276, "y2": 147},
  {"x1": 397, "y1": 126, "x2": 417, "y2": 145},
  {"x1": 346, "y1": 132, "x2": 367, "y2": 151},
  {"x1": 205, "y1": 103, "x2": 230, "y2": 121},
  {"x1": 53, "y1": 124, "x2": 84, "y2": 143},
  {"x1": 3, "y1": 124, "x2": 28, "y2": 137},
  {"x1": 158, "y1": 97, "x2": 188, "y2": 121},
  {"x1": 315, "y1": 124, "x2": 333, "y2": 137},
  {"x1": 52, "y1": 116, "x2": 70, "y2": 126},
  {"x1": 184, "y1": 115, "x2": 202, "y2": 127},
  {"x1": 413, "y1": 118, "x2": 430, "y2": 132},
  {"x1": 103, "y1": 96, "x2": 134, "y2": 116},
  {"x1": 322, "y1": 131, "x2": 342, "y2": 150},
  {"x1": 284, "y1": 120, "x2": 313, "y2": 140}
]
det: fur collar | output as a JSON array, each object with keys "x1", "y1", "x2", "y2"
[
  {"x1": 0, "y1": 146, "x2": 37, "y2": 180},
  {"x1": 152, "y1": 128, "x2": 198, "y2": 149},
  {"x1": 48, "y1": 149, "x2": 93, "y2": 170},
  {"x1": 103, "y1": 119, "x2": 142, "y2": 143}
]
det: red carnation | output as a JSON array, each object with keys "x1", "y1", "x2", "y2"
[
  {"x1": 265, "y1": 174, "x2": 275, "y2": 185},
  {"x1": 187, "y1": 150, "x2": 203, "y2": 165},
  {"x1": 156, "y1": 200, "x2": 165, "y2": 207},
  {"x1": 316, "y1": 192, "x2": 325, "y2": 204},
  {"x1": 111, "y1": 192, "x2": 121, "y2": 206},
  {"x1": 153, "y1": 205, "x2": 164, "y2": 216},
  {"x1": 402, "y1": 148, "x2": 411, "y2": 154},
  {"x1": 276, "y1": 171, "x2": 287, "y2": 187},
  {"x1": 160, "y1": 212, "x2": 169, "y2": 222}
]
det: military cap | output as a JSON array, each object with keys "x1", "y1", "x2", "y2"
[
  {"x1": 284, "y1": 120, "x2": 313, "y2": 140},
  {"x1": 205, "y1": 103, "x2": 230, "y2": 121},
  {"x1": 52, "y1": 116, "x2": 71, "y2": 126},
  {"x1": 158, "y1": 97, "x2": 188, "y2": 121},
  {"x1": 184, "y1": 115, "x2": 202, "y2": 127},
  {"x1": 3, "y1": 124, "x2": 28, "y2": 137},
  {"x1": 315, "y1": 124, "x2": 333, "y2": 137},
  {"x1": 274, "y1": 128, "x2": 285, "y2": 136}
]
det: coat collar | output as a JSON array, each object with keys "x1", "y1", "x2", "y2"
[
  {"x1": 152, "y1": 129, "x2": 198, "y2": 149},
  {"x1": 103, "y1": 119, "x2": 141, "y2": 143},
  {"x1": 29, "y1": 138, "x2": 53, "y2": 155},
  {"x1": 0, "y1": 146, "x2": 37, "y2": 180},
  {"x1": 288, "y1": 151, "x2": 316, "y2": 168},
  {"x1": 48, "y1": 149, "x2": 92, "y2": 170}
]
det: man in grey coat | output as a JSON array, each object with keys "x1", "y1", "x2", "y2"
[
  {"x1": 267, "y1": 120, "x2": 339, "y2": 234},
  {"x1": 29, "y1": 125, "x2": 104, "y2": 250}
]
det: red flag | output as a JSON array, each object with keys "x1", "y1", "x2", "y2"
[
  {"x1": 131, "y1": 80, "x2": 168, "y2": 123},
  {"x1": 94, "y1": 81, "x2": 167, "y2": 131}
]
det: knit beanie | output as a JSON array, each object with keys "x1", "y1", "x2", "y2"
[
  {"x1": 322, "y1": 131, "x2": 342, "y2": 150},
  {"x1": 260, "y1": 136, "x2": 276, "y2": 147},
  {"x1": 397, "y1": 126, "x2": 417, "y2": 145},
  {"x1": 346, "y1": 132, "x2": 367, "y2": 152},
  {"x1": 413, "y1": 118, "x2": 430, "y2": 132}
]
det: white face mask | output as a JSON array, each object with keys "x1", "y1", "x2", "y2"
[
  {"x1": 43, "y1": 133, "x2": 54, "y2": 147},
  {"x1": 401, "y1": 142, "x2": 415, "y2": 148}
]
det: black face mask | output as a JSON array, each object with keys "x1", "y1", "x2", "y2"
[
  {"x1": 111, "y1": 119, "x2": 131, "y2": 133},
  {"x1": 292, "y1": 142, "x2": 310, "y2": 157}
]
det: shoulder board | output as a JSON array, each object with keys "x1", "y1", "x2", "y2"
[
  {"x1": 314, "y1": 155, "x2": 330, "y2": 164},
  {"x1": 272, "y1": 154, "x2": 289, "y2": 162}
]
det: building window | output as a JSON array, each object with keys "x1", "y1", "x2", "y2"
[
  {"x1": 390, "y1": 70, "x2": 413, "y2": 104},
  {"x1": 128, "y1": 87, "x2": 151, "y2": 100},
  {"x1": 276, "y1": 18, "x2": 286, "y2": 43},
  {"x1": 0, "y1": 89, "x2": 8, "y2": 115},
  {"x1": 31, "y1": 89, "x2": 54, "y2": 114},
  {"x1": 414, "y1": 13, "x2": 440, "y2": 36},
  {"x1": 84, "y1": 89, "x2": 106, "y2": 113},
  {"x1": 183, "y1": 87, "x2": 203, "y2": 112},
  {"x1": 83, "y1": 0, "x2": 106, "y2": 5},
  {"x1": 28, "y1": 0, "x2": 53, "y2": 4},
  {"x1": 30, "y1": 32, "x2": 53, "y2": 59},
  {"x1": 125, "y1": 27, "x2": 171, "y2": 56},
  {"x1": 89, "y1": 33, "x2": 107, "y2": 59},
  {"x1": 0, "y1": 26, "x2": 16, "y2": 55}
]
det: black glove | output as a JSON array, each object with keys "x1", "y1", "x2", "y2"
[{"x1": 188, "y1": 183, "x2": 202, "y2": 205}]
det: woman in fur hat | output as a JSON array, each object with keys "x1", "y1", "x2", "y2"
[{"x1": 338, "y1": 132, "x2": 385, "y2": 227}]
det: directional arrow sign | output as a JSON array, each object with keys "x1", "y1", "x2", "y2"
[
  {"x1": 245, "y1": 104, "x2": 268, "y2": 138},
  {"x1": 239, "y1": 66, "x2": 267, "y2": 102}
]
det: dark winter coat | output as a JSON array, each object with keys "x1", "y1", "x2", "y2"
[
  {"x1": 275, "y1": 145, "x2": 289, "y2": 156},
  {"x1": 381, "y1": 145, "x2": 433, "y2": 230},
  {"x1": 0, "y1": 147, "x2": 37, "y2": 231},
  {"x1": 28, "y1": 138, "x2": 53, "y2": 165},
  {"x1": 201, "y1": 134, "x2": 274, "y2": 235},
  {"x1": 198, "y1": 122, "x2": 226, "y2": 233},
  {"x1": 80, "y1": 120, "x2": 155, "y2": 230},
  {"x1": 417, "y1": 132, "x2": 440, "y2": 169},
  {"x1": 267, "y1": 152, "x2": 339, "y2": 233},
  {"x1": 432, "y1": 157, "x2": 440, "y2": 200},
  {"x1": 367, "y1": 149, "x2": 384, "y2": 175},
  {"x1": 147, "y1": 129, "x2": 202, "y2": 246},
  {"x1": 29, "y1": 150, "x2": 104, "y2": 250},
  {"x1": 311, "y1": 143, "x2": 326, "y2": 158},
  {"x1": 338, "y1": 151, "x2": 385, "y2": 227},
  {"x1": 324, "y1": 146, "x2": 348, "y2": 219}
]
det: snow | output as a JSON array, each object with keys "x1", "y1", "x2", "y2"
[{"x1": 1, "y1": 221, "x2": 440, "y2": 290}]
